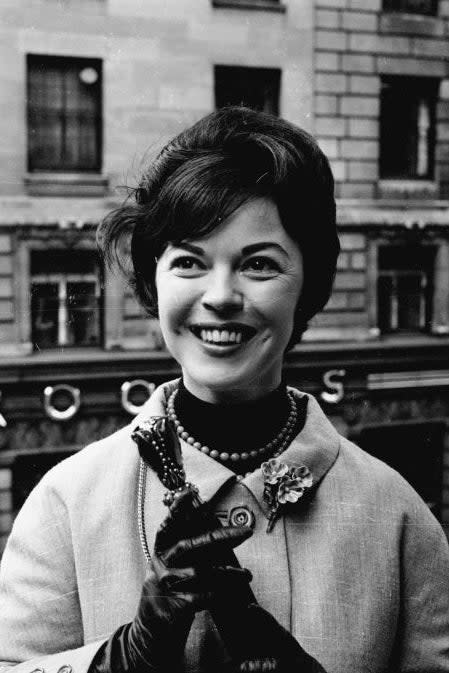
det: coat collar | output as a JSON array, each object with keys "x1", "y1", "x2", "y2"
[{"x1": 133, "y1": 379, "x2": 340, "y2": 517}]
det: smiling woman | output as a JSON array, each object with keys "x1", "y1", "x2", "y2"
[
  {"x1": 0, "y1": 107, "x2": 448, "y2": 673},
  {"x1": 155, "y1": 198, "x2": 303, "y2": 402}
]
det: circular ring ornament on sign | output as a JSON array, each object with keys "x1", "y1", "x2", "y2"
[
  {"x1": 121, "y1": 380, "x2": 155, "y2": 416},
  {"x1": 44, "y1": 384, "x2": 81, "y2": 422}
]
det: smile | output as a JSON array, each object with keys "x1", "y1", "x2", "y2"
[{"x1": 189, "y1": 324, "x2": 256, "y2": 346}]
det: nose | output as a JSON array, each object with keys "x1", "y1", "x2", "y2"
[{"x1": 201, "y1": 268, "x2": 243, "y2": 314}]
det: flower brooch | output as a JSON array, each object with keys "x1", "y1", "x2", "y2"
[{"x1": 262, "y1": 458, "x2": 313, "y2": 533}]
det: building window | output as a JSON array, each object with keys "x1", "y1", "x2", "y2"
[
  {"x1": 30, "y1": 250, "x2": 103, "y2": 349},
  {"x1": 27, "y1": 55, "x2": 102, "y2": 172},
  {"x1": 215, "y1": 65, "x2": 281, "y2": 115},
  {"x1": 377, "y1": 245, "x2": 435, "y2": 333},
  {"x1": 380, "y1": 77, "x2": 438, "y2": 180},
  {"x1": 383, "y1": 0, "x2": 438, "y2": 14}
]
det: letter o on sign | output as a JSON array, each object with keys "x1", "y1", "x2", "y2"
[
  {"x1": 44, "y1": 384, "x2": 81, "y2": 421},
  {"x1": 121, "y1": 380, "x2": 155, "y2": 416}
]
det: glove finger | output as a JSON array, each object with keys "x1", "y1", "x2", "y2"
[
  {"x1": 160, "y1": 565, "x2": 252, "y2": 595},
  {"x1": 163, "y1": 526, "x2": 252, "y2": 567}
]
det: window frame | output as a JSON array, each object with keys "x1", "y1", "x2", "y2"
[
  {"x1": 379, "y1": 75, "x2": 439, "y2": 182},
  {"x1": 367, "y1": 234, "x2": 449, "y2": 338},
  {"x1": 26, "y1": 54, "x2": 103, "y2": 174},
  {"x1": 214, "y1": 64, "x2": 281, "y2": 115}
]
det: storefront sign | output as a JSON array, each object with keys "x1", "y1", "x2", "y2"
[
  {"x1": 43, "y1": 384, "x2": 81, "y2": 421},
  {"x1": 320, "y1": 369, "x2": 346, "y2": 404}
]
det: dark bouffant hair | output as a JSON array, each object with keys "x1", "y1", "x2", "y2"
[{"x1": 98, "y1": 106, "x2": 339, "y2": 344}]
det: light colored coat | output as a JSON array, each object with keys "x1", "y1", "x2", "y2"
[{"x1": 0, "y1": 380, "x2": 448, "y2": 672}]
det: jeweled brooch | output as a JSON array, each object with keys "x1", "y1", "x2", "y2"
[{"x1": 262, "y1": 458, "x2": 313, "y2": 533}]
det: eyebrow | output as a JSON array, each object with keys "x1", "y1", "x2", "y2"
[{"x1": 171, "y1": 241, "x2": 289, "y2": 256}]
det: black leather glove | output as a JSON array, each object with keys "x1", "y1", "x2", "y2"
[
  {"x1": 90, "y1": 490, "x2": 253, "y2": 673},
  {"x1": 229, "y1": 604, "x2": 327, "y2": 673}
]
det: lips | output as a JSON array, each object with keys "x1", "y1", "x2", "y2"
[{"x1": 189, "y1": 323, "x2": 257, "y2": 346}]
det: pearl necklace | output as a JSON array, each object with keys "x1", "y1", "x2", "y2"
[{"x1": 166, "y1": 388, "x2": 298, "y2": 465}]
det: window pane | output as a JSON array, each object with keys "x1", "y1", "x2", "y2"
[
  {"x1": 27, "y1": 55, "x2": 102, "y2": 172},
  {"x1": 383, "y1": 0, "x2": 437, "y2": 15},
  {"x1": 379, "y1": 77, "x2": 437, "y2": 180},
  {"x1": 377, "y1": 245, "x2": 435, "y2": 333},
  {"x1": 31, "y1": 283, "x2": 59, "y2": 349},
  {"x1": 215, "y1": 65, "x2": 281, "y2": 115},
  {"x1": 67, "y1": 282, "x2": 100, "y2": 346}
]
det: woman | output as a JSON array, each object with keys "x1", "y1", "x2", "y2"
[{"x1": 0, "y1": 107, "x2": 448, "y2": 673}]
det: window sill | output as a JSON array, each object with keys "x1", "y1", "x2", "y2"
[
  {"x1": 377, "y1": 179, "x2": 438, "y2": 200},
  {"x1": 25, "y1": 173, "x2": 109, "y2": 197},
  {"x1": 212, "y1": 0, "x2": 286, "y2": 12}
]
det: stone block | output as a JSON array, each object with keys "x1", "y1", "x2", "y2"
[
  {"x1": 312, "y1": 310, "x2": 368, "y2": 327},
  {"x1": 338, "y1": 233, "x2": 366, "y2": 250},
  {"x1": 412, "y1": 38, "x2": 449, "y2": 59},
  {"x1": 0, "y1": 298, "x2": 13, "y2": 322},
  {"x1": 334, "y1": 271, "x2": 365, "y2": 290},
  {"x1": 350, "y1": 252, "x2": 367, "y2": 270},
  {"x1": 315, "y1": 94, "x2": 339, "y2": 115},
  {"x1": 349, "y1": 0, "x2": 381, "y2": 8},
  {"x1": 316, "y1": 72, "x2": 347, "y2": 94},
  {"x1": 340, "y1": 139, "x2": 378, "y2": 159},
  {"x1": 349, "y1": 33, "x2": 379, "y2": 53},
  {"x1": 441, "y1": 0, "x2": 449, "y2": 16},
  {"x1": 341, "y1": 10, "x2": 378, "y2": 33},
  {"x1": 316, "y1": 52, "x2": 340, "y2": 72},
  {"x1": 0, "y1": 278, "x2": 12, "y2": 298},
  {"x1": 337, "y1": 252, "x2": 350, "y2": 269},
  {"x1": 340, "y1": 95, "x2": 379, "y2": 117},
  {"x1": 378, "y1": 35, "x2": 412, "y2": 55},
  {"x1": 348, "y1": 118, "x2": 378, "y2": 138},
  {"x1": 315, "y1": 116, "x2": 346, "y2": 137},
  {"x1": 330, "y1": 160, "x2": 347, "y2": 181},
  {"x1": 316, "y1": 0, "x2": 347, "y2": 8},
  {"x1": 349, "y1": 74, "x2": 380, "y2": 96},
  {"x1": 348, "y1": 161, "x2": 378, "y2": 181},
  {"x1": 437, "y1": 123, "x2": 449, "y2": 142},
  {"x1": 338, "y1": 182, "x2": 376, "y2": 198},
  {"x1": 0, "y1": 235, "x2": 11, "y2": 253},
  {"x1": 342, "y1": 53, "x2": 376, "y2": 73},
  {"x1": 0, "y1": 256, "x2": 12, "y2": 276},
  {"x1": 0, "y1": 491, "x2": 12, "y2": 512},
  {"x1": 377, "y1": 56, "x2": 446, "y2": 77},
  {"x1": 0, "y1": 470, "x2": 11, "y2": 489},
  {"x1": 316, "y1": 30, "x2": 347, "y2": 52},
  {"x1": 317, "y1": 138, "x2": 339, "y2": 160},
  {"x1": 347, "y1": 291, "x2": 366, "y2": 309},
  {"x1": 0, "y1": 512, "x2": 13, "y2": 535},
  {"x1": 326, "y1": 292, "x2": 350, "y2": 310},
  {"x1": 439, "y1": 80, "x2": 449, "y2": 101},
  {"x1": 316, "y1": 9, "x2": 341, "y2": 29}
]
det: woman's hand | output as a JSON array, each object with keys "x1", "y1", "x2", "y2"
[
  {"x1": 90, "y1": 490, "x2": 253, "y2": 673},
  {"x1": 229, "y1": 604, "x2": 327, "y2": 673}
]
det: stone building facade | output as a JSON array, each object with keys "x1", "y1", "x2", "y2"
[{"x1": 0, "y1": 0, "x2": 449, "y2": 551}]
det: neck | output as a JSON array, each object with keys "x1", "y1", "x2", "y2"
[{"x1": 181, "y1": 377, "x2": 283, "y2": 405}]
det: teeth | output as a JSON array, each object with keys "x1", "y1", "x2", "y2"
[{"x1": 197, "y1": 328, "x2": 245, "y2": 345}]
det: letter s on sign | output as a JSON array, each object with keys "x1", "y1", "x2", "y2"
[{"x1": 320, "y1": 369, "x2": 346, "y2": 405}]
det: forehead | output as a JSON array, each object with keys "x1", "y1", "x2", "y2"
[{"x1": 174, "y1": 198, "x2": 294, "y2": 251}]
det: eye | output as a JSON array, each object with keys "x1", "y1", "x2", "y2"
[
  {"x1": 169, "y1": 255, "x2": 205, "y2": 275},
  {"x1": 242, "y1": 256, "x2": 281, "y2": 277}
]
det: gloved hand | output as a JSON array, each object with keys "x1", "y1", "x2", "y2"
[
  {"x1": 90, "y1": 489, "x2": 253, "y2": 673},
  {"x1": 229, "y1": 604, "x2": 327, "y2": 673}
]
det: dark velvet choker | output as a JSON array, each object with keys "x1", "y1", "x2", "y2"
[{"x1": 174, "y1": 380, "x2": 308, "y2": 470}]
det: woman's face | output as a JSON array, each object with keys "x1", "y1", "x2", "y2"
[{"x1": 155, "y1": 198, "x2": 303, "y2": 403}]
